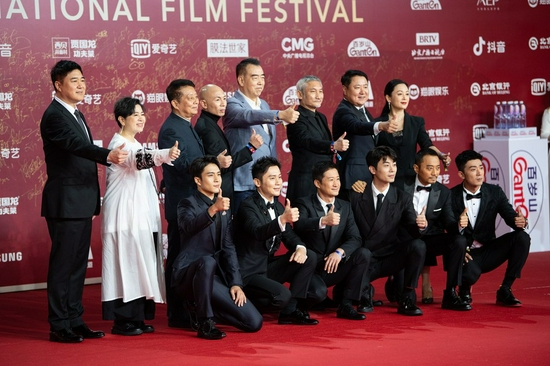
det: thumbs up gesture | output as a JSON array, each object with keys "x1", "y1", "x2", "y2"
[
  {"x1": 321, "y1": 204, "x2": 340, "y2": 226},
  {"x1": 249, "y1": 128, "x2": 264, "y2": 149},
  {"x1": 278, "y1": 105, "x2": 300, "y2": 124},
  {"x1": 416, "y1": 206, "x2": 427, "y2": 230},
  {"x1": 514, "y1": 206, "x2": 527, "y2": 229},
  {"x1": 333, "y1": 132, "x2": 349, "y2": 152},
  {"x1": 459, "y1": 207, "x2": 469, "y2": 229},
  {"x1": 217, "y1": 149, "x2": 232, "y2": 168},
  {"x1": 280, "y1": 198, "x2": 299, "y2": 225},
  {"x1": 169, "y1": 140, "x2": 180, "y2": 160},
  {"x1": 212, "y1": 188, "x2": 230, "y2": 213},
  {"x1": 108, "y1": 142, "x2": 129, "y2": 164}
]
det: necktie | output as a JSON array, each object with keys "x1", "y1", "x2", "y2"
[
  {"x1": 466, "y1": 192, "x2": 482, "y2": 200},
  {"x1": 361, "y1": 107, "x2": 370, "y2": 122},
  {"x1": 375, "y1": 194, "x2": 384, "y2": 217},
  {"x1": 416, "y1": 185, "x2": 432, "y2": 192},
  {"x1": 266, "y1": 201, "x2": 275, "y2": 210},
  {"x1": 74, "y1": 110, "x2": 89, "y2": 139}
]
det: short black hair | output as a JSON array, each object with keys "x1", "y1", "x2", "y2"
[
  {"x1": 190, "y1": 156, "x2": 220, "y2": 180},
  {"x1": 51, "y1": 60, "x2": 83, "y2": 90},
  {"x1": 166, "y1": 79, "x2": 195, "y2": 104},
  {"x1": 113, "y1": 97, "x2": 146, "y2": 128},
  {"x1": 366, "y1": 146, "x2": 398, "y2": 170},
  {"x1": 414, "y1": 148, "x2": 440, "y2": 166},
  {"x1": 252, "y1": 156, "x2": 281, "y2": 181},
  {"x1": 455, "y1": 150, "x2": 483, "y2": 173},
  {"x1": 340, "y1": 69, "x2": 368, "y2": 88},
  {"x1": 236, "y1": 58, "x2": 261, "y2": 79},
  {"x1": 312, "y1": 161, "x2": 338, "y2": 183}
]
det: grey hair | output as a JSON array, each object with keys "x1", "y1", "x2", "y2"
[{"x1": 296, "y1": 75, "x2": 322, "y2": 94}]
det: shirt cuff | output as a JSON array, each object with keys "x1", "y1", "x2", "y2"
[
  {"x1": 319, "y1": 218, "x2": 326, "y2": 230},
  {"x1": 277, "y1": 216, "x2": 286, "y2": 232},
  {"x1": 373, "y1": 121, "x2": 381, "y2": 135}
]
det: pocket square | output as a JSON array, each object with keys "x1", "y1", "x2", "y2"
[{"x1": 433, "y1": 208, "x2": 442, "y2": 212}]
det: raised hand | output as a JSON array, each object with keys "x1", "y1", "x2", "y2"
[
  {"x1": 249, "y1": 128, "x2": 263, "y2": 149},
  {"x1": 351, "y1": 180, "x2": 367, "y2": 194},
  {"x1": 333, "y1": 132, "x2": 349, "y2": 152},
  {"x1": 380, "y1": 115, "x2": 399, "y2": 134},
  {"x1": 278, "y1": 105, "x2": 300, "y2": 124},
  {"x1": 217, "y1": 149, "x2": 232, "y2": 168},
  {"x1": 280, "y1": 198, "x2": 299, "y2": 225},
  {"x1": 169, "y1": 140, "x2": 180, "y2": 160},
  {"x1": 212, "y1": 188, "x2": 230, "y2": 214},
  {"x1": 108, "y1": 142, "x2": 129, "y2": 164},
  {"x1": 514, "y1": 206, "x2": 527, "y2": 229},
  {"x1": 440, "y1": 151, "x2": 451, "y2": 170},
  {"x1": 321, "y1": 204, "x2": 340, "y2": 227},
  {"x1": 416, "y1": 206, "x2": 427, "y2": 230},
  {"x1": 459, "y1": 207, "x2": 469, "y2": 229}
]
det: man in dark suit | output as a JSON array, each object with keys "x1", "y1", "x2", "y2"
[
  {"x1": 234, "y1": 157, "x2": 323, "y2": 325},
  {"x1": 350, "y1": 146, "x2": 426, "y2": 316},
  {"x1": 332, "y1": 69, "x2": 397, "y2": 199},
  {"x1": 195, "y1": 84, "x2": 264, "y2": 202},
  {"x1": 172, "y1": 157, "x2": 263, "y2": 340},
  {"x1": 294, "y1": 161, "x2": 370, "y2": 320},
  {"x1": 451, "y1": 150, "x2": 530, "y2": 306},
  {"x1": 158, "y1": 79, "x2": 231, "y2": 328},
  {"x1": 286, "y1": 75, "x2": 349, "y2": 202},
  {"x1": 223, "y1": 58, "x2": 299, "y2": 211},
  {"x1": 41, "y1": 60, "x2": 128, "y2": 342},
  {"x1": 401, "y1": 149, "x2": 470, "y2": 310}
]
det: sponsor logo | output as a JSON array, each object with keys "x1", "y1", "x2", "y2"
[
  {"x1": 52, "y1": 37, "x2": 70, "y2": 58},
  {"x1": 0, "y1": 43, "x2": 12, "y2": 57},
  {"x1": 528, "y1": 0, "x2": 550, "y2": 7},
  {"x1": 410, "y1": 85, "x2": 449, "y2": 99},
  {"x1": 132, "y1": 90, "x2": 169, "y2": 104},
  {"x1": 52, "y1": 38, "x2": 97, "y2": 58},
  {"x1": 472, "y1": 124, "x2": 489, "y2": 140},
  {"x1": 282, "y1": 86, "x2": 300, "y2": 106},
  {"x1": 347, "y1": 38, "x2": 380, "y2": 57},
  {"x1": 531, "y1": 78, "x2": 548, "y2": 96},
  {"x1": 0, "y1": 146, "x2": 19, "y2": 159},
  {"x1": 529, "y1": 37, "x2": 539, "y2": 50},
  {"x1": 411, "y1": 0, "x2": 442, "y2": 10},
  {"x1": 207, "y1": 39, "x2": 248, "y2": 58},
  {"x1": 416, "y1": 33, "x2": 439, "y2": 46},
  {"x1": 0, "y1": 252, "x2": 23, "y2": 263},
  {"x1": 529, "y1": 36, "x2": 550, "y2": 50},
  {"x1": 0, "y1": 196, "x2": 19, "y2": 215},
  {"x1": 0, "y1": 91, "x2": 14, "y2": 110},
  {"x1": 427, "y1": 128, "x2": 451, "y2": 142},
  {"x1": 471, "y1": 81, "x2": 510, "y2": 96},
  {"x1": 511, "y1": 152, "x2": 545, "y2": 231},
  {"x1": 281, "y1": 37, "x2": 314, "y2": 59},
  {"x1": 130, "y1": 39, "x2": 177, "y2": 59},
  {"x1": 477, "y1": 0, "x2": 500, "y2": 11},
  {"x1": 473, "y1": 36, "x2": 506, "y2": 56},
  {"x1": 409, "y1": 84, "x2": 420, "y2": 100}
]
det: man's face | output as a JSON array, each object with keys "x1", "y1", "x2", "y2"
[
  {"x1": 238, "y1": 64, "x2": 265, "y2": 100},
  {"x1": 254, "y1": 165, "x2": 282, "y2": 200},
  {"x1": 414, "y1": 155, "x2": 440, "y2": 186},
  {"x1": 298, "y1": 80, "x2": 323, "y2": 111},
  {"x1": 459, "y1": 158, "x2": 484, "y2": 190},
  {"x1": 195, "y1": 163, "x2": 222, "y2": 197},
  {"x1": 342, "y1": 75, "x2": 369, "y2": 107},
  {"x1": 315, "y1": 168, "x2": 341, "y2": 199},
  {"x1": 172, "y1": 86, "x2": 198, "y2": 119},
  {"x1": 55, "y1": 69, "x2": 86, "y2": 106},
  {"x1": 369, "y1": 157, "x2": 397, "y2": 185},
  {"x1": 200, "y1": 85, "x2": 227, "y2": 117}
]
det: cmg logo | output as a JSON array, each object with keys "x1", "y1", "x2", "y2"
[
  {"x1": 130, "y1": 39, "x2": 151, "y2": 58},
  {"x1": 281, "y1": 37, "x2": 314, "y2": 52}
]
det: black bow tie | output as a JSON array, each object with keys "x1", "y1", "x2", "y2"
[
  {"x1": 416, "y1": 185, "x2": 431, "y2": 192},
  {"x1": 466, "y1": 192, "x2": 482, "y2": 200},
  {"x1": 266, "y1": 202, "x2": 275, "y2": 210}
]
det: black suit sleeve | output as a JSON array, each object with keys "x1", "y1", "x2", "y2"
[
  {"x1": 177, "y1": 198, "x2": 215, "y2": 237},
  {"x1": 287, "y1": 116, "x2": 332, "y2": 155},
  {"x1": 333, "y1": 107, "x2": 375, "y2": 138},
  {"x1": 219, "y1": 219, "x2": 243, "y2": 287}
]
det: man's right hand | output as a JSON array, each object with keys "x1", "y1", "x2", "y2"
[
  {"x1": 280, "y1": 198, "x2": 299, "y2": 225},
  {"x1": 321, "y1": 205, "x2": 340, "y2": 226},
  {"x1": 333, "y1": 132, "x2": 349, "y2": 152},
  {"x1": 211, "y1": 188, "x2": 230, "y2": 215},
  {"x1": 277, "y1": 105, "x2": 299, "y2": 124},
  {"x1": 459, "y1": 207, "x2": 469, "y2": 229},
  {"x1": 108, "y1": 143, "x2": 129, "y2": 164},
  {"x1": 379, "y1": 117, "x2": 399, "y2": 134},
  {"x1": 351, "y1": 180, "x2": 367, "y2": 194},
  {"x1": 249, "y1": 128, "x2": 264, "y2": 149}
]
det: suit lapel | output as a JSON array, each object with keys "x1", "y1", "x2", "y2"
[
  {"x1": 426, "y1": 186, "x2": 440, "y2": 219},
  {"x1": 54, "y1": 101, "x2": 91, "y2": 142},
  {"x1": 475, "y1": 184, "x2": 489, "y2": 229}
]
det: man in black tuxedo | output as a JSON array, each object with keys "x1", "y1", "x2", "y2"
[
  {"x1": 195, "y1": 84, "x2": 264, "y2": 202},
  {"x1": 294, "y1": 161, "x2": 370, "y2": 320},
  {"x1": 172, "y1": 157, "x2": 263, "y2": 340},
  {"x1": 286, "y1": 75, "x2": 349, "y2": 202},
  {"x1": 350, "y1": 146, "x2": 426, "y2": 316},
  {"x1": 332, "y1": 69, "x2": 397, "y2": 199},
  {"x1": 234, "y1": 157, "x2": 323, "y2": 325},
  {"x1": 401, "y1": 149, "x2": 470, "y2": 310},
  {"x1": 451, "y1": 150, "x2": 530, "y2": 306},
  {"x1": 159, "y1": 80, "x2": 232, "y2": 328},
  {"x1": 41, "y1": 60, "x2": 128, "y2": 342}
]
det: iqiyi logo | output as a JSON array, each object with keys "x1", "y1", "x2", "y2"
[{"x1": 473, "y1": 36, "x2": 486, "y2": 56}]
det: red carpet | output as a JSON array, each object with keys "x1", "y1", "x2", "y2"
[{"x1": 2, "y1": 252, "x2": 550, "y2": 366}]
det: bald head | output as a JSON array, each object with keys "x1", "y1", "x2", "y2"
[{"x1": 199, "y1": 84, "x2": 227, "y2": 117}]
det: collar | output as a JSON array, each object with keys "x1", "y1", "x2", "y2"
[
  {"x1": 54, "y1": 96, "x2": 77, "y2": 115},
  {"x1": 237, "y1": 89, "x2": 261, "y2": 109},
  {"x1": 199, "y1": 110, "x2": 221, "y2": 122},
  {"x1": 172, "y1": 111, "x2": 192, "y2": 124},
  {"x1": 415, "y1": 176, "x2": 432, "y2": 189},
  {"x1": 463, "y1": 185, "x2": 481, "y2": 196},
  {"x1": 372, "y1": 183, "x2": 390, "y2": 197},
  {"x1": 258, "y1": 191, "x2": 275, "y2": 206},
  {"x1": 316, "y1": 193, "x2": 335, "y2": 209}
]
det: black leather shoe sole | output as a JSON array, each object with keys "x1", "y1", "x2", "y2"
[
  {"x1": 111, "y1": 325, "x2": 143, "y2": 336},
  {"x1": 496, "y1": 299, "x2": 522, "y2": 307},
  {"x1": 397, "y1": 307, "x2": 423, "y2": 316},
  {"x1": 49, "y1": 331, "x2": 83, "y2": 343}
]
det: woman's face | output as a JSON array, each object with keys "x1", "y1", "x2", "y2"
[
  {"x1": 120, "y1": 104, "x2": 146, "y2": 135},
  {"x1": 385, "y1": 83, "x2": 409, "y2": 112}
]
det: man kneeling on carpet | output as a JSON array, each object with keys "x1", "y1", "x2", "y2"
[{"x1": 172, "y1": 156, "x2": 263, "y2": 340}]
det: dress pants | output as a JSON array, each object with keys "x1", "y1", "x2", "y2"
[
  {"x1": 165, "y1": 220, "x2": 187, "y2": 324},
  {"x1": 46, "y1": 217, "x2": 91, "y2": 331},
  {"x1": 423, "y1": 233, "x2": 468, "y2": 288}
]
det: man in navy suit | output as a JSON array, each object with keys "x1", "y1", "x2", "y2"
[
  {"x1": 158, "y1": 79, "x2": 231, "y2": 328},
  {"x1": 286, "y1": 75, "x2": 349, "y2": 203},
  {"x1": 172, "y1": 157, "x2": 262, "y2": 340},
  {"x1": 451, "y1": 150, "x2": 530, "y2": 306},
  {"x1": 223, "y1": 58, "x2": 299, "y2": 211},
  {"x1": 195, "y1": 84, "x2": 263, "y2": 202},
  {"x1": 41, "y1": 60, "x2": 128, "y2": 342},
  {"x1": 332, "y1": 69, "x2": 397, "y2": 200}
]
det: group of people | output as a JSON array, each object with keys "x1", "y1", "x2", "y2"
[{"x1": 40, "y1": 58, "x2": 531, "y2": 343}]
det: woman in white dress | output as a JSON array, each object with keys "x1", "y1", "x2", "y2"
[{"x1": 102, "y1": 97, "x2": 180, "y2": 336}]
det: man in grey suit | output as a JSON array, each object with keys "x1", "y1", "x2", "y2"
[{"x1": 223, "y1": 57, "x2": 299, "y2": 211}]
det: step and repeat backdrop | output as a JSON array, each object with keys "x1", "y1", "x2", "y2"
[{"x1": 1, "y1": 0, "x2": 549, "y2": 291}]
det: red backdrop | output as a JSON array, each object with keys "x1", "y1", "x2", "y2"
[{"x1": 1, "y1": 0, "x2": 549, "y2": 291}]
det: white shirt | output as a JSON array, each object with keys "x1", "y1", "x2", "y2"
[
  {"x1": 352, "y1": 104, "x2": 382, "y2": 135},
  {"x1": 317, "y1": 194, "x2": 335, "y2": 230},
  {"x1": 462, "y1": 186, "x2": 483, "y2": 249},
  {"x1": 372, "y1": 184, "x2": 390, "y2": 211},
  {"x1": 413, "y1": 176, "x2": 431, "y2": 215},
  {"x1": 239, "y1": 90, "x2": 270, "y2": 135}
]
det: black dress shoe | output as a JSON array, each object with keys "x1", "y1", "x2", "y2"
[
  {"x1": 50, "y1": 329, "x2": 84, "y2": 343},
  {"x1": 197, "y1": 319, "x2": 226, "y2": 340},
  {"x1": 134, "y1": 321, "x2": 155, "y2": 333},
  {"x1": 278, "y1": 310, "x2": 319, "y2": 325},
  {"x1": 459, "y1": 286, "x2": 472, "y2": 304},
  {"x1": 496, "y1": 286, "x2": 522, "y2": 307},
  {"x1": 111, "y1": 322, "x2": 143, "y2": 336},
  {"x1": 336, "y1": 304, "x2": 366, "y2": 320},
  {"x1": 357, "y1": 300, "x2": 373, "y2": 313},
  {"x1": 397, "y1": 296, "x2": 423, "y2": 316},
  {"x1": 72, "y1": 324, "x2": 105, "y2": 338},
  {"x1": 441, "y1": 289, "x2": 472, "y2": 311}
]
